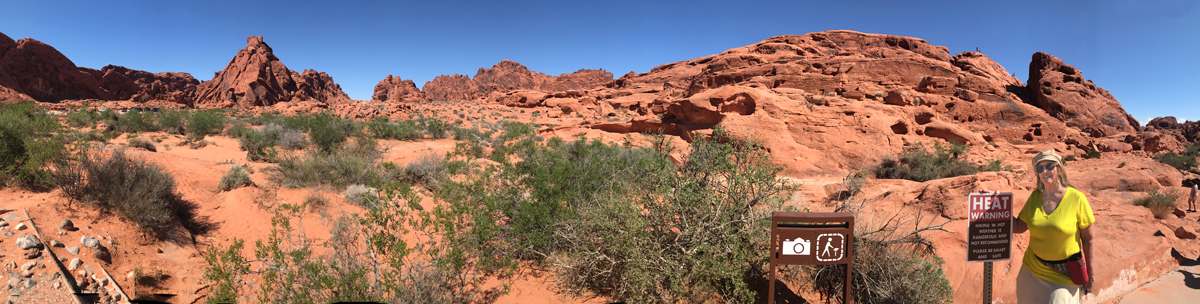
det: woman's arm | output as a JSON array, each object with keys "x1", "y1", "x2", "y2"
[
  {"x1": 1080, "y1": 226, "x2": 1094, "y2": 291},
  {"x1": 1012, "y1": 215, "x2": 1027, "y2": 234}
]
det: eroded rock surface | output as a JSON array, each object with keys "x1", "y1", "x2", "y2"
[{"x1": 193, "y1": 36, "x2": 350, "y2": 108}]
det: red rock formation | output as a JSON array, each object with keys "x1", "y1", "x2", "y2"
[
  {"x1": 421, "y1": 60, "x2": 612, "y2": 102},
  {"x1": 194, "y1": 36, "x2": 349, "y2": 108},
  {"x1": 99, "y1": 65, "x2": 199, "y2": 105},
  {"x1": 0, "y1": 31, "x2": 201, "y2": 104},
  {"x1": 423, "y1": 74, "x2": 476, "y2": 102},
  {"x1": 0, "y1": 32, "x2": 108, "y2": 102},
  {"x1": 1028, "y1": 52, "x2": 1140, "y2": 137},
  {"x1": 371, "y1": 75, "x2": 430, "y2": 103}
]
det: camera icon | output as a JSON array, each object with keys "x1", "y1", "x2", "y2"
[{"x1": 782, "y1": 238, "x2": 811, "y2": 255}]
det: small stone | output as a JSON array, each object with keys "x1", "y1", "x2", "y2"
[
  {"x1": 68, "y1": 258, "x2": 81, "y2": 271},
  {"x1": 20, "y1": 270, "x2": 31, "y2": 278},
  {"x1": 22, "y1": 249, "x2": 39, "y2": 259},
  {"x1": 66, "y1": 246, "x2": 79, "y2": 255},
  {"x1": 2, "y1": 213, "x2": 18, "y2": 222},
  {"x1": 52, "y1": 281, "x2": 60, "y2": 289},
  {"x1": 80, "y1": 236, "x2": 99, "y2": 249},
  {"x1": 98, "y1": 277, "x2": 108, "y2": 287},
  {"x1": 58, "y1": 219, "x2": 74, "y2": 230},
  {"x1": 6, "y1": 278, "x2": 20, "y2": 288},
  {"x1": 1175, "y1": 208, "x2": 1187, "y2": 218},
  {"x1": 50, "y1": 272, "x2": 59, "y2": 281},
  {"x1": 84, "y1": 265, "x2": 94, "y2": 276},
  {"x1": 50, "y1": 240, "x2": 63, "y2": 247},
  {"x1": 56, "y1": 231, "x2": 65, "y2": 236},
  {"x1": 1176, "y1": 226, "x2": 1198, "y2": 239},
  {"x1": 58, "y1": 257, "x2": 66, "y2": 262},
  {"x1": 21, "y1": 280, "x2": 33, "y2": 289},
  {"x1": 12, "y1": 223, "x2": 24, "y2": 231},
  {"x1": 93, "y1": 249, "x2": 110, "y2": 261},
  {"x1": 0, "y1": 221, "x2": 7, "y2": 228},
  {"x1": 19, "y1": 261, "x2": 35, "y2": 272},
  {"x1": 15, "y1": 234, "x2": 41, "y2": 250},
  {"x1": 114, "y1": 294, "x2": 122, "y2": 301},
  {"x1": 3, "y1": 231, "x2": 13, "y2": 237}
]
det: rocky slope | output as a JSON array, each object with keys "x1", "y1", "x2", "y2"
[
  {"x1": 0, "y1": 31, "x2": 200, "y2": 105},
  {"x1": 193, "y1": 36, "x2": 350, "y2": 108},
  {"x1": 421, "y1": 60, "x2": 612, "y2": 102}
]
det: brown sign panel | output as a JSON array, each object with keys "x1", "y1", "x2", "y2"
[
  {"x1": 769, "y1": 212, "x2": 854, "y2": 304},
  {"x1": 967, "y1": 192, "x2": 1013, "y2": 262}
]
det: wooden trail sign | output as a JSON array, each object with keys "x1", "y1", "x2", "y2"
[{"x1": 768, "y1": 212, "x2": 854, "y2": 304}]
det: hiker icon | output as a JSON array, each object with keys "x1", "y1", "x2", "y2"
[{"x1": 816, "y1": 233, "x2": 845, "y2": 262}]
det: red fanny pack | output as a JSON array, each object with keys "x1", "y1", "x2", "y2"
[
  {"x1": 1066, "y1": 252, "x2": 1089, "y2": 285},
  {"x1": 1038, "y1": 252, "x2": 1089, "y2": 285}
]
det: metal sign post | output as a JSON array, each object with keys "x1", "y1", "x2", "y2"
[
  {"x1": 967, "y1": 192, "x2": 1013, "y2": 304},
  {"x1": 768, "y1": 212, "x2": 854, "y2": 304}
]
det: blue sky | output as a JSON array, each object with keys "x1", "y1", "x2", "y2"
[{"x1": 2, "y1": 0, "x2": 1197, "y2": 123}]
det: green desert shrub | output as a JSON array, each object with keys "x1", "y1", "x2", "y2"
[
  {"x1": 77, "y1": 150, "x2": 181, "y2": 236},
  {"x1": 114, "y1": 110, "x2": 159, "y2": 133},
  {"x1": 873, "y1": 142, "x2": 979, "y2": 182},
  {"x1": 1133, "y1": 188, "x2": 1179, "y2": 219},
  {"x1": 66, "y1": 109, "x2": 96, "y2": 128},
  {"x1": 277, "y1": 127, "x2": 308, "y2": 150},
  {"x1": 237, "y1": 128, "x2": 279, "y2": 162},
  {"x1": 156, "y1": 109, "x2": 187, "y2": 134},
  {"x1": 306, "y1": 112, "x2": 358, "y2": 153},
  {"x1": 267, "y1": 143, "x2": 379, "y2": 189},
  {"x1": 187, "y1": 110, "x2": 225, "y2": 141},
  {"x1": 218, "y1": 164, "x2": 253, "y2": 192},
  {"x1": 1155, "y1": 152, "x2": 1199, "y2": 172},
  {"x1": 0, "y1": 102, "x2": 66, "y2": 189}
]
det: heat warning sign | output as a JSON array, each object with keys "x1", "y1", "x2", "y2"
[{"x1": 967, "y1": 192, "x2": 1012, "y2": 262}]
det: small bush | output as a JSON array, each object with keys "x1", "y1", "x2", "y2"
[
  {"x1": 0, "y1": 103, "x2": 66, "y2": 189},
  {"x1": 277, "y1": 128, "x2": 308, "y2": 150},
  {"x1": 980, "y1": 158, "x2": 1012, "y2": 172},
  {"x1": 341, "y1": 184, "x2": 378, "y2": 209},
  {"x1": 128, "y1": 138, "x2": 157, "y2": 152},
  {"x1": 66, "y1": 110, "x2": 96, "y2": 128},
  {"x1": 218, "y1": 164, "x2": 253, "y2": 192},
  {"x1": 78, "y1": 150, "x2": 181, "y2": 236},
  {"x1": 224, "y1": 119, "x2": 251, "y2": 138},
  {"x1": 404, "y1": 153, "x2": 448, "y2": 191},
  {"x1": 237, "y1": 129, "x2": 278, "y2": 162},
  {"x1": 268, "y1": 144, "x2": 378, "y2": 189},
  {"x1": 115, "y1": 110, "x2": 159, "y2": 133},
  {"x1": 872, "y1": 142, "x2": 977, "y2": 182},
  {"x1": 1133, "y1": 188, "x2": 1179, "y2": 219},
  {"x1": 307, "y1": 112, "x2": 358, "y2": 153},
  {"x1": 1155, "y1": 152, "x2": 1198, "y2": 172},
  {"x1": 187, "y1": 110, "x2": 225, "y2": 141},
  {"x1": 1084, "y1": 149, "x2": 1101, "y2": 159},
  {"x1": 420, "y1": 117, "x2": 451, "y2": 139},
  {"x1": 156, "y1": 109, "x2": 186, "y2": 134}
]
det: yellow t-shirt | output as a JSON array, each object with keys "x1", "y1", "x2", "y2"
[{"x1": 1018, "y1": 187, "x2": 1095, "y2": 286}]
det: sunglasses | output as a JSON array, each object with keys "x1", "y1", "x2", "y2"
[{"x1": 1035, "y1": 163, "x2": 1056, "y2": 173}]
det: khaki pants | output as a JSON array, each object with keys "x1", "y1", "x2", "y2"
[{"x1": 1017, "y1": 266, "x2": 1080, "y2": 304}]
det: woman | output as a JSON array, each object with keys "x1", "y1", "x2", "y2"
[{"x1": 986, "y1": 150, "x2": 1095, "y2": 303}]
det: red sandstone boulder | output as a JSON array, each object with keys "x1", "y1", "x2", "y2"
[
  {"x1": 371, "y1": 75, "x2": 430, "y2": 103},
  {"x1": 1027, "y1": 52, "x2": 1139, "y2": 137},
  {"x1": 193, "y1": 36, "x2": 349, "y2": 108}
]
